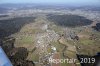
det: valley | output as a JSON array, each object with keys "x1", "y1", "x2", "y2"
[{"x1": 0, "y1": 4, "x2": 100, "y2": 66}]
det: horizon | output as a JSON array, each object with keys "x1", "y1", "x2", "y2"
[{"x1": 0, "y1": 0, "x2": 100, "y2": 6}]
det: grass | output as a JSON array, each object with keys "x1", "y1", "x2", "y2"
[
  {"x1": 64, "y1": 50, "x2": 77, "y2": 58},
  {"x1": 48, "y1": 23, "x2": 64, "y2": 34},
  {"x1": 60, "y1": 53, "x2": 70, "y2": 66},
  {"x1": 15, "y1": 35, "x2": 35, "y2": 51},
  {"x1": 47, "y1": 46, "x2": 52, "y2": 53},
  {"x1": 18, "y1": 36, "x2": 34, "y2": 44},
  {"x1": 80, "y1": 38, "x2": 94, "y2": 45},
  {"x1": 27, "y1": 52, "x2": 39, "y2": 62},
  {"x1": 50, "y1": 41, "x2": 65, "y2": 52},
  {"x1": 31, "y1": 53, "x2": 39, "y2": 62},
  {"x1": 61, "y1": 62, "x2": 71, "y2": 66},
  {"x1": 67, "y1": 40, "x2": 75, "y2": 45},
  {"x1": 60, "y1": 52, "x2": 81, "y2": 66}
]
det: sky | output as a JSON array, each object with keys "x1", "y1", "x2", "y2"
[{"x1": 0, "y1": 0, "x2": 100, "y2": 5}]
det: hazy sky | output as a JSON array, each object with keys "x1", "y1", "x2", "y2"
[{"x1": 0, "y1": 0, "x2": 100, "y2": 5}]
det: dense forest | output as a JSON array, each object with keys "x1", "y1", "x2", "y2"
[
  {"x1": 47, "y1": 14, "x2": 93, "y2": 27},
  {"x1": 0, "y1": 17, "x2": 36, "y2": 38}
]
